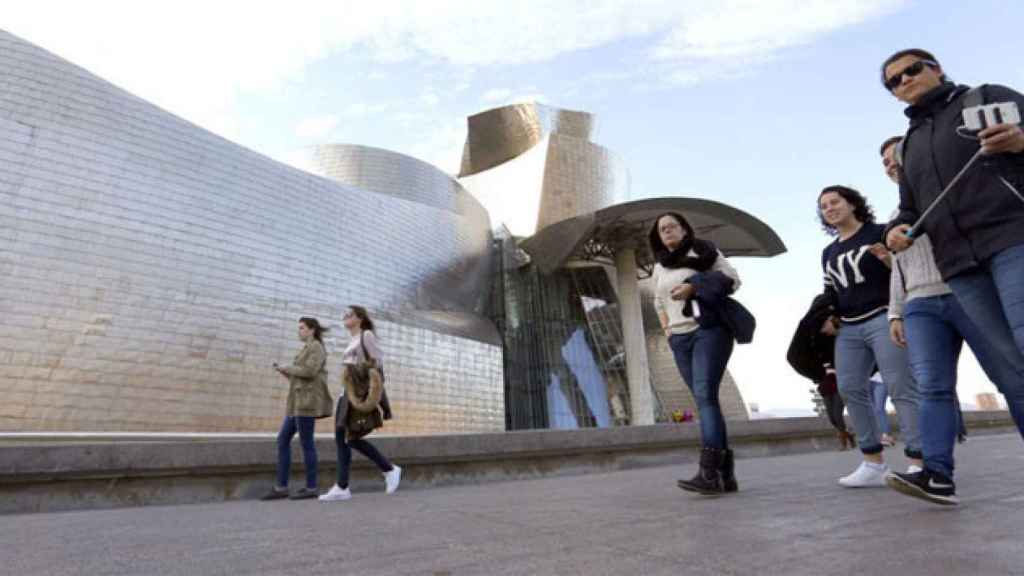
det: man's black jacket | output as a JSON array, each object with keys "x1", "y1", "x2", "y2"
[{"x1": 886, "y1": 82, "x2": 1024, "y2": 280}]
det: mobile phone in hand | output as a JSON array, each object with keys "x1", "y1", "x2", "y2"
[{"x1": 963, "y1": 101, "x2": 1021, "y2": 131}]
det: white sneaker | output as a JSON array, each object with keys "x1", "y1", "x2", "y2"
[
  {"x1": 384, "y1": 465, "x2": 402, "y2": 494},
  {"x1": 318, "y1": 484, "x2": 351, "y2": 502},
  {"x1": 838, "y1": 461, "x2": 889, "y2": 488}
]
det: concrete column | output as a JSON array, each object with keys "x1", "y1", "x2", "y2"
[{"x1": 614, "y1": 247, "x2": 655, "y2": 425}]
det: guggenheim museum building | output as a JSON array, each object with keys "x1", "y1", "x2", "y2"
[{"x1": 0, "y1": 30, "x2": 785, "y2": 435}]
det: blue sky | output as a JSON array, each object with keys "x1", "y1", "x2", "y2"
[{"x1": 6, "y1": 0, "x2": 1024, "y2": 412}]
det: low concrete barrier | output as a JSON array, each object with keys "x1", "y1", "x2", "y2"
[{"x1": 0, "y1": 411, "x2": 1015, "y2": 515}]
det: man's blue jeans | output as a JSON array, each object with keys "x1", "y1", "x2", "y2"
[
  {"x1": 905, "y1": 294, "x2": 1024, "y2": 478},
  {"x1": 669, "y1": 326, "x2": 734, "y2": 450},
  {"x1": 947, "y1": 242, "x2": 1024, "y2": 435},
  {"x1": 276, "y1": 416, "x2": 318, "y2": 489},
  {"x1": 947, "y1": 243, "x2": 1024, "y2": 375}
]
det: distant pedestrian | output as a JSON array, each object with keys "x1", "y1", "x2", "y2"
[
  {"x1": 262, "y1": 317, "x2": 334, "y2": 501},
  {"x1": 319, "y1": 306, "x2": 401, "y2": 501},
  {"x1": 869, "y1": 373, "x2": 896, "y2": 447},
  {"x1": 787, "y1": 293, "x2": 856, "y2": 450}
]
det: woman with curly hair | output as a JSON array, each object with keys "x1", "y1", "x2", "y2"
[{"x1": 818, "y1": 185, "x2": 922, "y2": 488}]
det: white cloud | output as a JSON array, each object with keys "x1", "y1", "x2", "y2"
[
  {"x1": 294, "y1": 114, "x2": 340, "y2": 140},
  {"x1": 1, "y1": 0, "x2": 906, "y2": 138},
  {"x1": 480, "y1": 88, "x2": 546, "y2": 107},
  {"x1": 342, "y1": 102, "x2": 391, "y2": 118},
  {"x1": 482, "y1": 88, "x2": 513, "y2": 102},
  {"x1": 509, "y1": 93, "x2": 547, "y2": 105},
  {"x1": 654, "y1": 0, "x2": 901, "y2": 61},
  {"x1": 421, "y1": 92, "x2": 441, "y2": 107},
  {"x1": 407, "y1": 119, "x2": 468, "y2": 175},
  {"x1": 278, "y1": 148, "x2": 315, "y2": 173}
]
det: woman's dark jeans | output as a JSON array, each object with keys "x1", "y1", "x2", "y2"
[
  {"x1": 668, "y1": 326, "x2": 735, "y2": 450},
  {"x1": 276, "y1": 416, "x2": 318, "y2": 489},
  {"x1": 335, "y1": 427, "x2": 393, "y2": 489}
]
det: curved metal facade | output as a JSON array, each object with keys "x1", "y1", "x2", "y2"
[
  {"x1": 308, "y1": 144, "x2": 495, "y2": 320},
  {"x1": 0, "y1": 31, "x2": 502, "y2": 434},
  {"x1": 310, "y1": 144, "x2": 464, "y2": 212},
  {"x1": 457, "y1": 103, "x2": 628, "y2": 237}
]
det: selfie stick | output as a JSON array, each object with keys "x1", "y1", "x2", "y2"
[{"x1": 907, "y1": 148, "x2": 985, "y2": 238}]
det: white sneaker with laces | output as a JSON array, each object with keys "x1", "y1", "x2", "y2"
[
  {"x1": 838, "y1": 461, "x2": 889, "y2": 488},
  {"x1": 318, "y1": 484, "x2": 351, "y2": 502},
  {"x1": 384, "y1": 465, "x2": 402, "y2": 494}
]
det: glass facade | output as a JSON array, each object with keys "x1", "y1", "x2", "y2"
[{"x1": 492, "y1": 229, "x2": 666, "y2": 430}]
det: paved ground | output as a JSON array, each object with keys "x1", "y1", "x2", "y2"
[{"x1": 2, "y1": 433, "x2": 1023, "y2": 576}]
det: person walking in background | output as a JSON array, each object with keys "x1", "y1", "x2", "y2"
[
  {"x1": 650, "y1": 212, "x2": 751, "y2": 495},
  {"x1": 818, "y1": 185, "x2": 923, "y2": 488},
  {"x1": 319, "y1": 306, "x2": 401, "y2": 501},
  {"x1": 262, "y1": 317, "x2": 334, "y2": 501},
  {"x1": 880, "y1": 134, "x2": 1023, "y2": 505},
  {"x1": 787, "y1": 294, "x2": 856, "y2": 451},
  {"x1": 869, "y1": 373, "x2": 896, "y2": 447}
]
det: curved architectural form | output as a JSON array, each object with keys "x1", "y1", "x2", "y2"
[
  {"x1": 472, "y1": 103, "x2": 787, "y2": 428},
  {"x1": 459, "y1": 104, "x2": 595, "y2": 177},
  {"x1": 520, "y1": 197, "x2": 788, "y2": 274},
  {"x1": 310, "y1": 144, "x2": 464, "y2": 211},
  {"x1": 0, "y1": 31, "x2": 502, "y2": 434},
  {"x1": 307, "y1": 144, "x2": 494, "y2": 320},
  {"x1": 458, "y1": 103, "x2": 629, "y2": 237}
]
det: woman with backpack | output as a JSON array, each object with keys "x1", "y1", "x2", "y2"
[
  {"x1": 319, "y1": 306, "x2": 401, "y2": 501},
  {"x1": 261, "y1": 317, "x2": 335, "y2": 500}
]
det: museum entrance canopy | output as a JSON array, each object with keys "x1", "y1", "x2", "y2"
[{"x1": 519, "y1": 197, "x2": 787, "y2": 275}]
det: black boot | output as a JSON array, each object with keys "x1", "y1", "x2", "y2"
[
  {"x1": 677, "y1": 447, "x2": 725, "y2": 495},
  {"x1": 720, "y1": 448, "x2": 738, "y2": 493}
]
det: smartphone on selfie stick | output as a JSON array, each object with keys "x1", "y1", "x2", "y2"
[{"x1": 907, "y1": 100, "x2": 1021, "y2": 238}]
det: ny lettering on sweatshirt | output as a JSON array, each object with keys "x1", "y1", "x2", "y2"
[{"x1": 821, "y1": 223, "x2": 891, "y2": 323}]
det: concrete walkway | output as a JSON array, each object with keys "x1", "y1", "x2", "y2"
[{"x1": 3, "y1": 433, "x2": 1023, "y2": 576}]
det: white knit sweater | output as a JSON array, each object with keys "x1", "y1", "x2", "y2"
[
  {"x1": 653, "y1": 250, "x2": 741, "y2": 335},
  {"x1": 889, "y1": 233, "x2": 952, "y2": 320}
]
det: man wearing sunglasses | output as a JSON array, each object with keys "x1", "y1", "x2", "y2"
[{"x1": 881, "y1": 49, "x2": 1024, "y2": 427}]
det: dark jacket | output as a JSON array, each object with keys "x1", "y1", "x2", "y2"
[
  {"x1": 786, "y1": 294, "x2": 836, "y2": 385},
  {"x1": 684, "y1": 270, "x2": 756, "y2": 344},
  {"x1": 886, "y1": 82, "x2": 1024, "y2": 280}
]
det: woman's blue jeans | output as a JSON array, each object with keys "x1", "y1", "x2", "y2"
[
  {"x1": 276, "y1": 416, "x2": 318, "y2": 489},
  {"x1": 668, "y1": 326, "x2": 734, "y2": 450}
]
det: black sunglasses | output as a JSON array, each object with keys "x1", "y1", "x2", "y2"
[{"x1": 884, "y1": 60, "x2": 937, "y2": 91}]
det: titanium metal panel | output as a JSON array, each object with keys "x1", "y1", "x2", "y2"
[
  {"x1": 459, "y1": 103, "x2": 594, "y2": 177},
  {"x1": 0, "y1": 30, "x2": 502, "y2": 434}
]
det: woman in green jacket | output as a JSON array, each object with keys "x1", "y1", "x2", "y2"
[{"x1": 261, "y1": 317, "x2": 334, "y2": 500}]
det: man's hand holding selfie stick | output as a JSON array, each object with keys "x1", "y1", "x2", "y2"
[{"x1": 887, "y1": 101, "x2": 1024, "y2": 253}]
